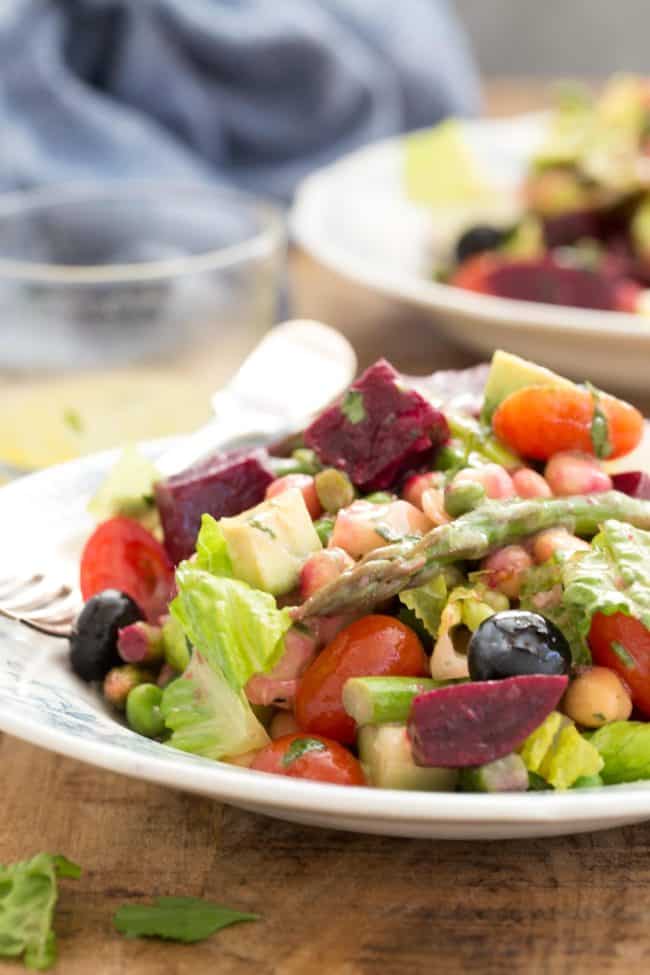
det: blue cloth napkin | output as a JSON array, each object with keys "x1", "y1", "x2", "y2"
[{"x1": 0, "y1": 0, "x2": 479, "y2": 200}]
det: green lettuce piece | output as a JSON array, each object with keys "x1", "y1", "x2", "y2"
[
  {"x1": 519, "y1": 711, "x2": 568, "y2": 774},
  {"x1": 0, "y1": 853, "x2": 81, "y2": 970},
  {"x1": 171, "y1": 564, "x2": 291, "y2": 691},
  {"x1": 87, "y1": 446, "x2": 159, "y2": 531},
  {"x1": 398, "y1": 574, "x2": 448, "y2": 638},
  {"x1": 160, "y1": 652, "x2": 269, "y2": 759},
  {"x1": 590, "y1": 721, "x2": 650, "y2": 784},
  {"x1": 518, "y1": 712, "x2": 603, "y2": 790},
  {"x1": 561, "y1": 519, "x2": 650, "y2": 659},
  {"x1": 520, "y1": 562, "x2": 590, "y2": 665},
  {"x1": 114, "y1": 896, "x2": 258, "y2": 942},
  {"x1": 194, "y1": 514, "x2": 233, "y2": 578},
  {"x1": 539, "y1": 725, "x2": 603, "y2": 790}
]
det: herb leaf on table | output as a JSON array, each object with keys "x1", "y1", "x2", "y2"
[{"x1": 113, "y1": 896, "x2": 259, "y2": 943}]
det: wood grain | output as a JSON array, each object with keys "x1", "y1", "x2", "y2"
[{"x1": 3, "y1": 80, "x2": 649, "y2": 975}]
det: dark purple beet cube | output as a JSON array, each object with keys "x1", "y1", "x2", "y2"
[
  {"x1": 486, "y1": 259, "x2": 620, "y2": 310},
  {"x1": 612, "y1": 471, "x2": 650, "y2": 500},
  {"x1": 155, "y1": 448, "x2": 274, "y2": 564},
  {"x1": 408, "y1": 674, "x2": 568, "y2": 768},
  {"x1": 304, "y1": 359, "x2": 448, "y2": 491}
]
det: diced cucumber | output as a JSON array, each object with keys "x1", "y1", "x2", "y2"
[{"x1": 357, "y1": 724, "x2": 457, "y2": 791}]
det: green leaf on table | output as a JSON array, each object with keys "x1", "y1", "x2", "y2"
[
  {"x1": 0, "y1": 852, "x2": 81, "y2": 971},
  {"x1": 113, "y1": 896, "x2": 259, "y2": 943}
]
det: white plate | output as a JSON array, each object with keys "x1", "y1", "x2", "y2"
[
  {"x1": 291, "y1": 114, "x2": 650, "y2": 391},
  {"x1": 3, "y1": 445, "x2": 650, "y2": 839}
]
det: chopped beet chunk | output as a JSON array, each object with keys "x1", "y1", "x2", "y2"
[
  {"x1": 304, "y1": 359, "x2": 449, "y2": 491},
  {"x1": 155, "y1": 448, "x2": 274, "y2": 563}
]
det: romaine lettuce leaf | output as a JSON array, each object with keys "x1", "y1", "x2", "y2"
[
  {"x1": 171, "y1": 565, "x2": 291, "y2": 691},
  {"x1": 561, "y1": 519, "x2": 650, "y2": 659},
  {"x1": 398, "y1": 574, "x2": 448, "y2": 638},
  {"x1": 87, "y1": 445, "x2": 159, "y2": 531},
  {"x1": 0, "y1": 853, "x2": 81, "y2": 970},
  {"x1": 590, "y1": 721, "x2": 650, "y2": 784},
  {"x1": 520, "y1": 561, "x2": 590, "y2": 665},
  {"x1": 518, "y1": 711, "x2": 603, "y2": 790},
  {"x1": 160, "y1": 652, "x2": 269, "y2": 759},
  {"x1": 194, "y1": 514, "x2": 233, "y2": 578}
]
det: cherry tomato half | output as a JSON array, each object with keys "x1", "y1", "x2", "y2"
[
  {"x1": 589, "y1": 611, "x2": 650, "y2": 716},
  {"x1": 250, "y1": 733, "x2": 365, "y2": 786},
  {"x1": 492, "y1": 386, "x2": 643, "y2": 461},
  {"x1": 295, "y1": 615, "x2": 428, "y2": 744},
  {"x1": 80, "y1": 516, "x2": 174, "y2": 622}
]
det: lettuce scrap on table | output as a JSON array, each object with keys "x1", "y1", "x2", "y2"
[{"x1": 0, "y1": 854, "x2": 81, "y2": 971}]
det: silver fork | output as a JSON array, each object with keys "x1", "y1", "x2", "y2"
[
  {"x1": 0, "y1": 574, "x2": 80, "y2": 638},
  {"x1": 0, "y1": 319, "x2": 357, "y2": 640}
]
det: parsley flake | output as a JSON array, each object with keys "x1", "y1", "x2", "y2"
[
  {"x1": 341, "y1": 390, "x2": 366, "y2": 424},
  {"x1": 281, "y1": 737, "x2": 326, "y2": 767},
  {"x1": 611, "y1": 641, "x2": 635, "y2": 669},
  {"x1": 114, "y1": 896, "x2": 259, "y2": 943}
]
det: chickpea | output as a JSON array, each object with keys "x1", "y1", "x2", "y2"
[
  {"x1": 270, "y1": 711, "x2": 300, "y2": 739},
  {"x1": 402, "y1": 472, "x2": 444, "y2": 509},
  {"x1": 481, "y1": 545, "x2": 533, "y2": 599},
  {"x1": 452, "y1": 463, "x2": 515, "y2": 500},
  {"x1": 531, "y1": 527, "x2": 590, "y2": 564},
  {"x1": 562, "y1": 667, "x2": 632, "y2": 728},
  {"x1": 421, "y1": 487, "x2": 451, "y2": 526},
  {"x1": 545, "y1": 451, "x2": 612, "y2": 496},
  {"x1": 511, "y1": 468, "x2": 552, "y2": 498}
]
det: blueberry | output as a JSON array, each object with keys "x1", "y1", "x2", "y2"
[
  {"x1": 468, "y1": 610, "x2": 571, "y2": 682},
  {"x1": 455, "y1": 224, "x2": 507, "y2": 264},
  {"x1": 69, "y1": 589, "x2": 143, "y2": 682}
]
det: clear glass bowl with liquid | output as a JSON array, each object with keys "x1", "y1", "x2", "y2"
[{"x1": 0, "y1": 182, "x2": 285, "y2": 474}]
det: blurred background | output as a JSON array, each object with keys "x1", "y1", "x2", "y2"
[
  {"x1": 456, "y1": 0, "x2": 650, "y2": 76},
  {"x1": 0, "y1": 0, "x2": 647, "y2": 475}
]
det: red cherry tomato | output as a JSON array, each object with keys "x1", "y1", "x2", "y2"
[
  {"x1": 492, "y1": 386, "x2": 643, "y2": 461},
  {"x1": 250, "y1": 733, "x2": 365, "y2": 786},
  {"x1": 589, "y1": 611, "x2": 650, "y2": 716},
  {"x1": 295, "y1": 615, "x2": 428, "y2": 744},
  {"x1": 449, "y1": 253, "x2": 500, "y2": 294},
  {"x1": 80, "y1": 516, "x2": 174, "y2": 622}
]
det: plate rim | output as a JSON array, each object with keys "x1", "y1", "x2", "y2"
[{"x1": 290, "y1": 114, "x2": 650, "y2": 340}]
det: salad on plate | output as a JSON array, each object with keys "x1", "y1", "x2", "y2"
[
  {"x1": 435, "y1": 76, "x2": 650, "y2": 315},
  {"x1": 69, "y1": 347, "x2": 650, "y2": 794}
]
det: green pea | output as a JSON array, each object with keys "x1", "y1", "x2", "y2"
[
  {"x1": 314, "y1": 468, "x2": 355, "y2": 514},
  {"x1": 363, "y1": 491, "x2": 395, "y2": 504},
  {"x1": 444, "y1": 481, "x2": 486, "y2": 518},
  {"x1": 434, "y1": 441, "x2": 467, "y2": 471},
  {"x1": 161, "y1": 615, "x2": 190, "y2": 672},
  {"x1": 126, "y1": 683, "x2": 165, "y2": 738}
]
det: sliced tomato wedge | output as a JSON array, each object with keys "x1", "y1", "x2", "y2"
[
  {"x1": 589, "y1": 611, "x2": 650, "y2": 716},
  {"x1": 80, "y1": 516, "x2": 174, "y2": 622}
]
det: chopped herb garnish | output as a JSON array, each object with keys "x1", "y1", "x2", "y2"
[
  {"x1": 63, "y1": 407, "x2": 84, "y2": 435},
  {"x1": 374, "y1": 523, "x2": 404, "y2": 544},
  {"x1": 281, "y1": 737, "x2": 327, "y2": 767},
  {"x1": 587, "y1": 384, "x2": 613, "y2": 459},
  {"x1": 341, "y1": 390, "x2": 366, "y2": 424},
  {"x1": 611, "y1": 640, "x2": 635, "y2": 669},
  {"x1": 248, "y1": 517, "x2": 276, "y2": 539},
  {"x1": 114, "y1": 896, "x2": 259, "y2": 943}
]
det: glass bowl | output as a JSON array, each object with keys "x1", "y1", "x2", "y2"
[{"x1": 0, "y1": 182, "x2": 285, "y2": 472}]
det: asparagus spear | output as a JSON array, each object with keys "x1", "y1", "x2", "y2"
[
  {"x1": 293, "y1": 492, "x2": 650, "y2": 620},
  {"x1": 342, "y1": 676, "x2": 441, "y2": 726}
]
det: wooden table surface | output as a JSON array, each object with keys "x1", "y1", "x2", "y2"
[{"x1": 3, "y1": 80, "x2": 649, "y2": 975}]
